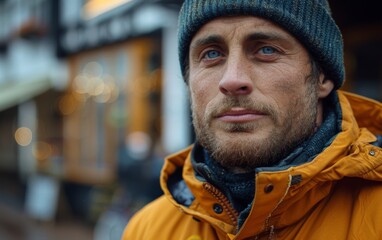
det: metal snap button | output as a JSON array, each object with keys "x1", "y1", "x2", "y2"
[
  {"x1": 213, "y1": 203, "x2": 223, "y2": 214},
  {"x1": 264, "y1": 184, "x2": 274, "y2": 193},
  {"x1": 369, "y1": 150, "x2": 376, "y2": 156}
]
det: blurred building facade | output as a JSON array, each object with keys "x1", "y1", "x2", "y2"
[
  {"x1": 0, "y1": 0, "x2": 66, "y2": 211},
  {"x1": 0, "y1": 0, "x2": 380, "y2": 239},
  {"x1": 0, "y1": 0, "x2": 188, "y2": 238}
]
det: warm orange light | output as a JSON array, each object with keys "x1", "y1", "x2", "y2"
[
  {"x1": 33, "y1": 141, "x2": 53, "y2": 161},
  {"x1": 59, "y1": 93, "x2": 79, "y2": 115},
  {"x1": 83, "y1": 0, "x2": 131, "y2": 19},
  {"x1": 15, "y1": 127, "x2": 33, "y2": 146}
]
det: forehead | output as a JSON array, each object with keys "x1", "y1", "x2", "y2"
[{"x1": 191, "y1": 16, "x2": 296, "y2": 45}]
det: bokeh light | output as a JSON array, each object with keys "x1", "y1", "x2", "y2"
[
  {"x1": 58, "y1": 93, "x2": 79, "y2": 115},
  {"x1": 15, "y1": 127, "x2": 33, "y2": 146},
  {"x1": 33, "y1": 141, "x2": 53, "y2": 161},
  {"x1": 72, "y1": 62, "x2": 119, "y2": 104}
]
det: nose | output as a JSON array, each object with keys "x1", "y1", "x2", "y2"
[{"x1": 219, "y1": 55, "x2": 253, "y2": 96}]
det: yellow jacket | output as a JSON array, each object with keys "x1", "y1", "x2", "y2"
[{"x1": 122, "y1": 91, "x2": 382, "y2": 240}]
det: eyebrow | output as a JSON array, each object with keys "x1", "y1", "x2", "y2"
[
  {"x1": 245, "y1": 32, "x2": 290, "y2": 43},
  {"x1": 190, "y1": 31, "x2": 291, "y2": 51},
  {"x1": 190, "y1": 35, "x2": 225, "y2": 51}
]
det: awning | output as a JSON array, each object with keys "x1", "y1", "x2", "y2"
[{"x1": 0, "y1": 78, "x2": 51, "y2": 112}]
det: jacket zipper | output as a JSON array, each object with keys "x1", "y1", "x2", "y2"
[
  {"x1": 260, "y1": 174, "x2": 292, "y2": 240},
  {"x1": 203, "y1": 174, "x2": 292, "y2": 239},
  {"x1": 203, "y1": 182, "x2": 240, "y2": 228}
]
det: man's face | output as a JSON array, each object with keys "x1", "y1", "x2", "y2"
[{"x1": 189, "y1": 16, "x2": 325, "y2": 171}]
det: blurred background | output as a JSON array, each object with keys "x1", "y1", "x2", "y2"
[{"x1": 0, "y1": 0, "x2": 380, "y2": 239}]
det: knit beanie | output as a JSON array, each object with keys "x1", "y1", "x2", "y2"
[{"x1": 178, "y1": 0, "x2": 345, "y2": 90}]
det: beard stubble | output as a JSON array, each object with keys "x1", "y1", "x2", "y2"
[{"x1": 191, "y1": 81, "x2": 318, "y2": 171}]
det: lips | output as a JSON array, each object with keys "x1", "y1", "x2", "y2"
[{"x1": 216, "y1": 107, "x2": 266, "y2": 123}]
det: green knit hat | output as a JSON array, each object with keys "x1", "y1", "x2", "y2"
[{"x1": 178, "y1": 0, "x2": 345, "y2": 90}]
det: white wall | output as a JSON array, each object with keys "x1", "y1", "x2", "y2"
[{"x1": 160, "y1": 8, "x2": 191, "y2": 153}]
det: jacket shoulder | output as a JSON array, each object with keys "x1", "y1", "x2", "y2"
[
  {"x1": 122, "y1": 196, "x2": 172, "y2": 239},
  {"x1": 121, "y1": 195, "x2": 215, "y2": 240}
]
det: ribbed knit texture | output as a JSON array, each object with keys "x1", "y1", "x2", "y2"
[{"x1": 178, "y1": 0, "x2": 345, "y2": 90}]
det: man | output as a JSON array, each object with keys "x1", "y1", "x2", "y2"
[{"x1": 122, "y1": 0, "x2": 382, "y2": 239}]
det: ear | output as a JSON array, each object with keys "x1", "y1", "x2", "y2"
[{"x1": 318, "y1": 73, "x2": 334, "y2": 98}]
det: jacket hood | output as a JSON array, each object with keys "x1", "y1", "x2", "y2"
[
  {"x1": 321, "y1": 91, "x2": 382, "y2": 181},
  {"x1": 160, "y1": 91, "x2": 382, "y2": 238}
]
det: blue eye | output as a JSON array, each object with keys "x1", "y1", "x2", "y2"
[
  {"x1": 259, "y1": 46, "x2": 276, "y2": 55},
  {"x1": 205, "y1": 50, "x2": 221, "y2": 59}
]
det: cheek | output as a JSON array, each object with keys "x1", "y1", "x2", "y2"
[
  {"x1": 190, "y1": 87, "x2": 208, "y2": 118},
  {"x1": 190, "y1": 79, "x2": 218, "y2": 109},
  {"x1": 270, "y1": 67, "x2": 307, "y2": 89},
  {"x1": 258, "y1": 77, "x2": 309, "y2": 123},
  {"x1": 259, "y1": 66, "x2": 309, "y2": 101}
]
